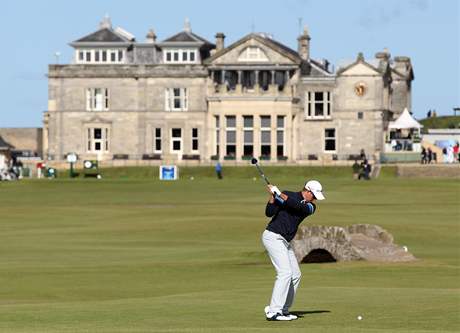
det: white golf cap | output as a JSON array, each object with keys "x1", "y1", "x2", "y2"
[{"x1": 304, "y1": 180, "x2": 325, "y2": 200}]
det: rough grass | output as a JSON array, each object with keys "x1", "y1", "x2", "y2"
[
  {"x1": 0, "y1": 168, "x2": 458, "y2": 332},
  {"x1": 419, "y1": 115, "x2": 460, "y2": 131}
]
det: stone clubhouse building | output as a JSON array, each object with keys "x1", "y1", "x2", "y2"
[{"x1": 44, "y1": 16, "x2": 414, "y2": 164}]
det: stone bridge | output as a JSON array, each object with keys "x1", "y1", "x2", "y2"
[{"x1": 291, "y1": 224, "x2": 416, "y2": 263}]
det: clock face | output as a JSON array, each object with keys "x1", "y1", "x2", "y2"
[
  {"x1": 354, "y1": 82, "x2": 366, "y2": 97},
  {"x1": 84, "y1": 161, "x2": 93, "y2": 169}
]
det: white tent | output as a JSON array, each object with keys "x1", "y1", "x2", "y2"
[{"x1": 389, "y1": 108, "x2": 423, "y2": 129}]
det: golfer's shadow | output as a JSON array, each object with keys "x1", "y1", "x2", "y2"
[{"x1": 290, "y1": 310, "x2": 331, "y2": 318}]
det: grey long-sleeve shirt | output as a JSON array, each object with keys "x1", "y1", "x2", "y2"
[{"x1": 265, "y1": 190, "x2": 316, "y2": 242}]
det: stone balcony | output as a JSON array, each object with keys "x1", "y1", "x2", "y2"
[{"x1": 207, "y1": 83, "x2": 296, "y2": 99}]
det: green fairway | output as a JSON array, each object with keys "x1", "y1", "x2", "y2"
[{"x1": 0, "y1": 167, "x2": 459, "y2": 332}]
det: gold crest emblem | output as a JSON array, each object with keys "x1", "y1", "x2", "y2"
[{"x1": 354, "y1": 82, "x2": 366, "y2": 97}]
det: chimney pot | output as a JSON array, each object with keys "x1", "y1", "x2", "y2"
[
  {"x1": 215, "y1": 32, "x2": 226, "y2": 52},
  {"x1": 297, "y1": 25, "x2": 310, "y2": 60},
  {"x1": 146, "y1": 29, "x2": 157, "y2": 43}
]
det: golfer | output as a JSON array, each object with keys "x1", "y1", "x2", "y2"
[{"x1": 262, "y1": 180, "x2": 325, "y2": 321}]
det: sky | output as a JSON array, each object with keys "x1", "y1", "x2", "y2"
[{"x1": 0, "y1": 0, "x2": 458, "y2": 127}]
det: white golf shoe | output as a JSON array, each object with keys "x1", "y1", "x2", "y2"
[
  {"x1": 283, "y1": 312, "x2": 298, "y2": 320},
  {"x1": 264, "y1": 306, "x2": 294, "y2": 321}
]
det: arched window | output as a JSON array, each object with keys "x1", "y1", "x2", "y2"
[{"x1": 238, "y1": 47, "x2": 269, "y2": 62}]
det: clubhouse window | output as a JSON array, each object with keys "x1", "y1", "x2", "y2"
[
  {"x1": 171, "y1": 128, "x2": 182, "y2": 152},
  {"x1": 277, "y1": 116, "x2": 285, "y2": 157},
  {"x1": 324, "y1": 128, "x2": 336, "y2": 152},
  {"x1": 260, "y1": 116, "x2": 271, "y2": 158},
  {"x1": 226, "y1": 116, "x2": 236, "y2": 157},
  {"x1": 243, "y1": 116, "x2": 254, "y2": 157},
  {"x1": 87, "y1": 127, "x2": 109, "y2": 152},
  {"x1": 306, "y1": 91, "x2": 332, "y2": 119},
  {"x1": 163, "y1": 48, "x2": 198, "y2": 63},
  {"x1": 215, "y1": 116, "x2": 220, "y2": 156},
  {"x1": 76, "y1": 49, "x2": 125, "y2": 64},
  {"x1": 165, "y1": 88, "x2": 188, "y2": 111},
  {"x1": 86, "y1": 88, "x2": 109, "y2": 111},
  {"x1": 154, "y1": 128, "x2": 162, "y2": 153},
  {"x1": 192, "y1": 128, "x2": 199, "y2": 152}
]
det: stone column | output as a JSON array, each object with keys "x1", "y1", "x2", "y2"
[
  {"x1": 254, "y1": 70, "x2": 259, "y2": 93},
  {"x1": 237, "y1": 70, "x2": 242, "y2": 93},
  {"x1": 270, "y1": 70, "x2": 276, "y2": 93}
]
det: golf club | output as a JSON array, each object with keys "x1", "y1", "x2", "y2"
[{"x1": 251, "y1": 157, "x2": 270, "y2": 185}]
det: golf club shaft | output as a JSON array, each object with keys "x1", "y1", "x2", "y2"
[{"x1": 255, "y1": 163, "x2": 270, "y2": 185}]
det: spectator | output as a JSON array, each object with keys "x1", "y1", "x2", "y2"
[
  {"x1": 391, "y1": 139, "x2": 397, "y2": 151},
  {"x1": 364, "y1": 161, "x2": 372, "y2": 180},
  {"x1": 442, "y1": 147, "x2": 448, "y2": 163},
  {"x1": 421, "y1": 147, "x2": 427, "y2": 164},
  {"x1": 427, "y1": 147, "x2": 433, "y2": 164},
  {"x1": 360, "y1": 148, "x2": 366, "y2": 160},
  {"x1": 453, "y1": 143, "x2": 459, "y2": 163},
  {"x1": 358, "y1": 160, "x2": 371, "y2": 180},
  {"x1": 352, "y1": 160, "x2": 360, "y2": 180},
  {"x1": 215, "y1": 162, "x2": 223, "y2": 179}
]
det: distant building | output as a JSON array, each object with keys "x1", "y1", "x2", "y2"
[
  {"x1": 0, "y1": 128, "x2": 43, "y2": 158},
  {"x1": 44, "y1": 17, "x2": 414, "y2": 164}
]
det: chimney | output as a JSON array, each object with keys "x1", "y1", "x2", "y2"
[
  {"x1": 215, "y1": 33, "x2": 225, "y2": 52},
  {"x1": 375, "y1": 47, "x2": 390, "y2": 61},
  {"x1": 146, "y1": 29, "x2": 157, "y2": 43},
  {"x1": 394, "y1": 56, "x2": 411, "y2": 75},
  {"x1": 297, "y1": 25, "x2": 311, "y2": 60}
]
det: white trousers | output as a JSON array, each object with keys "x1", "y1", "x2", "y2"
[{"x1": 262, "y1": 229, "x2": 302, "y2": 314}]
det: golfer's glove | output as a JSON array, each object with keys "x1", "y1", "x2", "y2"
[{"x1": 270, "y1": 186, "x2": 282, "y2": 196}]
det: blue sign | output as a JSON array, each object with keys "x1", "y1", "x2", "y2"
[{"x1": 160, "y1": 165, "x2": 178, "y2": 180}]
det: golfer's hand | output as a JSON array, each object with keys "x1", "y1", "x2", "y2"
[
  {"x1": 269, "y1": 185, "x2": 282, "y2": 196},
  {"x1": 266, "y1": 185, "x2": 275, "y2": 203},
  {"x1": 267, "y1": 185, "x2": 275, "y2": 195}
]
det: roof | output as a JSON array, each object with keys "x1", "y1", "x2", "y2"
[
  {"x1": 257, "y1": 34, "x2": 300, "y2": 60},
  {"x1": 205, "y1": 33, "x2": 302, "y2": 65},
  {"x1": 0, "y1": 136, "x2": 14, "y2": 150},
  {"x1": 160, "y1": 31, "x2": 214, "y2": 48},
  {"x1": 389, "y1": 108, "x2": 423, "y2": 129},
  {"x1": 336, "y1": 54, "x2": 384, "y2": 75},
  {"x1": 73, "y1": 28, "x2": 131, "y2": 43}
]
